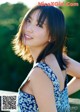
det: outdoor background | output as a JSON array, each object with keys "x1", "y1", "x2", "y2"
[{"x1": 0, "y1": 0, "x2": 80, "y2": 101}]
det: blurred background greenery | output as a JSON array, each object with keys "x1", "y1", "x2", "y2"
[
  {"x1": 0, "y1": 2, "x2": 33, "y2": 92},
  {"x1": 0, "y1": 0, "x2": 80, "y2": 99}
]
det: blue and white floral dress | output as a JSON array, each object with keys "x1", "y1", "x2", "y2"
[{"x1": 18, "y1": 61, "x2": 70, "y2": 112}]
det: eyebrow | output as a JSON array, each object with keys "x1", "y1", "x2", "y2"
[
  {"x1": 28, "y1": 16, "x2": 32, "y2": 19},
  {"x1": 28, "y1": 15, "x2": 47, "y2": 25},
  {"x1": 28, "y1": 15, "x2": 38, "y2": 22}
]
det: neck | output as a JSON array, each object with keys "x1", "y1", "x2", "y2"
[{"x1": 29, "y1": 46, "x2": 44, "y2": 67}]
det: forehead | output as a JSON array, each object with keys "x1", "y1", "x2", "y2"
[
  {"x1": 28, "y1": 9, "x2": 47, "y2": 24},
  {"x1": 29, "y1": 10, "x2": 41, "y2": 20}
]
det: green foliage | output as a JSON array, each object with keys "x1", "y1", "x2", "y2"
[
  {"x1": 61, "y1": 0, "x2": 80, "y2": 98},
  {"x1": 61, "y1": 0, "x2": 80, "y2": 61},
  {"x1": 0, "y1": 2, "x2": 32, "y2": 92}
]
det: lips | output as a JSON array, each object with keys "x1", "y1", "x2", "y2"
[{"x1": 24, "y1": 34, "x2": 33, "y2": 40}]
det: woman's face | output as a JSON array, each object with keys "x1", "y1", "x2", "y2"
[{"x1": 22, "y1": 10, "x2": 50, "y2": 48}]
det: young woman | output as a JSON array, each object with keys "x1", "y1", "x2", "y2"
[{"x1": 12, "y1": 5, "x2": 80, "y2": 112}]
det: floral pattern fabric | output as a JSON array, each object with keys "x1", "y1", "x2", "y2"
[{"x1": 18, "y1": 61, "x2": 70, "y2": 112}]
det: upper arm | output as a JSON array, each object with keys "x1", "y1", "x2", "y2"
[
  {"x1": 63, "y1": 54, "x2": 80, "y2": 78},
  {"x1": 30, "y1": 67, "x2": 57, "y2": 112}
]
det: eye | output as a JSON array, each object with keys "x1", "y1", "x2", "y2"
[{"x1": 26, "y1": 18, "x2": 31, "y2": 23}]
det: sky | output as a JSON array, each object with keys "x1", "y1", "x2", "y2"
[{"x1": 0, "y1": 0, "x2": 64, "y2": 8}]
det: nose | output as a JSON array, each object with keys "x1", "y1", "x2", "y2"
[{"x1": 26, "y1": 24, "x2": 33, "y2": 33}]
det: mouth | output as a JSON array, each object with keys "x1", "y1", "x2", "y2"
[{"x1": 23, "y1": 34, "x2": 33, "y2": 40}]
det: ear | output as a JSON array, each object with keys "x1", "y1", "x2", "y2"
[{"x1": 48, "y1": 35, "x2": 51, "y2": 42}]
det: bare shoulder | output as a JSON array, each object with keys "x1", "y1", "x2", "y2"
[
  {"x1": 30, "y1": 66, "x2": 53, "y2": 91},
  {"x1": 29, "y1": 65, "x2": 57, "y2": 112}
]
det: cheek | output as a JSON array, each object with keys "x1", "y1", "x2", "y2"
[
  {"x1": 22, "y1": 23, "x2": 29, "y2": 32},
  {"x1": 35, "y1": 29, "x2": 49, "y2": 42},
  {"x1": 22, "y1": 25, "x2": 26, "y2": 34}
]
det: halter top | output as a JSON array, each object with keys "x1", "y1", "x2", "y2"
[{"x1": 18, "y1": 61, "x2": 70, "y2": 112}]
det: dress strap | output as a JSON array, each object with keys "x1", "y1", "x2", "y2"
[
  {"x1": 18, "y1": 61, "x2": 60, "y2": 92},
  {"x1": 33, "y1": 61, "x2": 59, "y2": 90}
]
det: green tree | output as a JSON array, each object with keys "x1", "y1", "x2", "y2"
[
  {"x1": 61, "y1": 0, "x2": 80, "y2": 98},
  {"x1": 61, "y1": 0, "x2": 80, "y2": 61},
  {"x1": 0, "y1": 2, "x2": 32, "y2": 92}
]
